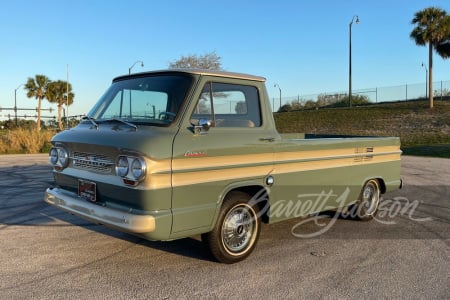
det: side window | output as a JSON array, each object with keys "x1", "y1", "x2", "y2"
[
  {"x1": 191, "y1": 82, "x2": 261, "y2": 127},
  {"x1": 194, "y1": 84, "x2": 212, "y2": 115}
]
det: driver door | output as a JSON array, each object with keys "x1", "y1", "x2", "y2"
[{"x1": 170, "y1": 80, "x2": 275, "y2": 236}]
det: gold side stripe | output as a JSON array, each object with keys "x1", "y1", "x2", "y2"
[
  {"x1": 142, "y1": 174, "x2": 171, "y2": 190},
  {"x1": 172, "y1": 152, "x2": 273, "y2": 171},
  {"x1": 145, "y1": 152, "x2": 400, "y2": 189},
  {"x1": 171, "y1": 146, "x2": 400, "y2": 171},
  {"x1": 172, "y1": 165, "x2": 273, "y2": 188},
  {"x1": 272, "y1": 153, "x2": 401, "y2": 175},
  {"x1": 275, "y1": 145, "x2": 400, "y2": 162}
]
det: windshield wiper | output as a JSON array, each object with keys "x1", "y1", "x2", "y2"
[
  {"x1": 103, "y1": 118, "x2": 138, "y2": 131},
  {"x1": 82, "y1": 116, "x2": 98, "y2": 130}
]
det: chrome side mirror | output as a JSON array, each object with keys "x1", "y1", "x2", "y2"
[{"x1": 194, "y1": 118, "x2": 211, "y2": 135}]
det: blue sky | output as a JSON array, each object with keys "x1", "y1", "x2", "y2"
[{"x1": 1, "y1": 0, "x2": 449, "y2": 117}]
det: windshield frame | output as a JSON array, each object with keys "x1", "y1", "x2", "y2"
[{"x1": 85, "y1": 73, "x2": 195, "y2": 127}]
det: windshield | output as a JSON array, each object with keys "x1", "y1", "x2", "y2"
[{"x1": 86, "y1": 74, "x2": 193, "y2": 126}]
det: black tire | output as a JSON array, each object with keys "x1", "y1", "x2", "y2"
[
  {"x1": 202, "y1": 191, "x2": 261, "y2": 264},
  {"x1": 353, "y1": 179, "x2": 381, "y2": 221}
]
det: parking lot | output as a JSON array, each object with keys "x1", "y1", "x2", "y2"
[{"x1": 0, "y1": 154, "x2": 449, "y2": 299}]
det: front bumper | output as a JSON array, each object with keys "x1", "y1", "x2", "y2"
[{"x1": 44, "y1": 187, "x2": 155, "y2": 233}]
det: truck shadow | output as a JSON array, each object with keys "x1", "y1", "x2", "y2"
[
  {"x1": 3, "y1": 202, "x2": 214, "y2": 262},
  {"x1": 73, "y1": 215, "x2": 214, "y2": 262},
  {"x1": 0, "y1": 163, "x2": 215, "y2": 262}
]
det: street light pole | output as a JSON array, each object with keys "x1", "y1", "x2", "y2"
[
  {"x1": 274, "y1": 83, "x2": 281, "y2": 111},
  {"x1": 349, "y1": 15, "x2": 360, "y2": 108},
  {"x1": 421, "y1": 62, "x2": 428, "y2": 99},
  {"x1": 14, "y1": 84, "x2": 24, "y2": 126},
  {"x1": 129, "y1": 60, "x2": 144, "y2": 75},
  {"x1": 66, "y1": 64, "x2": 69, "y2": 129}
]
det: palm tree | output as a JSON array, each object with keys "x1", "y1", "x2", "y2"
[
  {"x1": 410, "y1": 7, "x2": 450, "y2": 109},
  {"x1": 436, "y1": 16, "x2": 450, "y2": 59},
  {"x1": 46, "y1": 80, "x2": 74, "y2": 130},
  {"x1": 24, "y1": 74, "x2": 50, "y2": 130},
  {"x1": 436, "y1": 39, "x2": 450, "y2": 58}
]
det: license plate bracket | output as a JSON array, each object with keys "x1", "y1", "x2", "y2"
[{"x1": 78, "y1": 180, "x2": 96, "y2": 202}]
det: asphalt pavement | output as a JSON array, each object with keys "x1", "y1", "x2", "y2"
[{"x1": 0, "y1": 154, "x2": 449, "y2": 299}]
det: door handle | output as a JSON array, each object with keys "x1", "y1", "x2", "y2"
[{"x1": 259, "y1": 137, "x2": 275, "y2": 142}]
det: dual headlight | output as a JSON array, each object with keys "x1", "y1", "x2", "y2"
[
  {"x1": 49, "y1": 148, "x2": 146, "y2": 185},
  {"x1": 49, "y1": 147, "x2": 69, "y2": 169},
  {"x1": 116, "y1": 155, "x2": 147, "y2": 182}
]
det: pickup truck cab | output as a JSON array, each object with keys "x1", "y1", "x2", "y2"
[{"x1": 45, "y1": 69, "x2": 402, "y2": 263}]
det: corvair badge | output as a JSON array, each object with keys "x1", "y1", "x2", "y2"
[{"x1": 184, "y1": 150, "x2": 207, "y2": 157}]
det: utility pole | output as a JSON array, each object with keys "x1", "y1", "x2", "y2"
[
  {"x1": 349, "y1": 15, "x2": 360, "y2": 108},
  {"x1": 66, "y1": 64, "x2": 69, "y2": 128}
]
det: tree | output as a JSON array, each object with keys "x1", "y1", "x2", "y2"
[
  {"x1": 436, "y1": 16, "x2": 450, "y2": 58},
  {"x1": 436, "y1": 39, "x2": 450, "y2": 58},
  {"x1": 168, "y1": 51, "x2": 223, "y2": 70},
  {"x1": 303, "y1": 100, "x2": 317, "y2": 110},
  {"x1": 235, "y1": 101, "x2": 247, "y2": 114},
  {"x1": 278, "y1": 104, "x2": 293, "y2": 112},
  {"x1": 410, "y1": 7, "x2": 450, "y2": 109},
  {"x1": 47, "y1": 80, "x2": 74, "y2": 130},
  {"x1": 24, "y1": 74, "x2": 50, "y2": 131}
]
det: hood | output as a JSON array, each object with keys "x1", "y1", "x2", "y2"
[{"x1": 51, "y1": 122, "x2": 178, "y2": 159}]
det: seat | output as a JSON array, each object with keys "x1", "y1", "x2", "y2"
[{"x1": 215, "y1": 119, "x2": 255, "y2": 128}]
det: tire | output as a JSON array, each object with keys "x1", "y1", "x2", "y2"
[
  {"x1": 203, "y1": 191, "x2": 261, "y2": 264},
  {"x1": 353, "y1": 179, "x2": 381, "y2": 221}
]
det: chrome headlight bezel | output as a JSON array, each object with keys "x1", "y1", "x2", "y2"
[
  {"x1": 57, "y1": 147, "x2": 69, "y2": 168},
  {"x1": 131, "y1": 157, "x2": 146, "y2": 181},
  {"x1": 116, "y1": 155, "x2": 147, "y2": 184},
  {"x1": 49, "y1": 146, "x2": 69, "y2": 169},
  {"x1": 116, "y1": 156, "x2": 130, "y2": 177},
  {"x1": 49, "y1": 148, "x2": 58, "y2": 165}
]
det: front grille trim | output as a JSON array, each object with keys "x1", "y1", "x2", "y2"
[{"x1": 72, "y1": 151, "x2": 115, "y2": 174}]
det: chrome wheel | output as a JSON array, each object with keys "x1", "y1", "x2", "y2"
[
  {"x1": 203, "y1": 191, "x2": 261, "y2": 263},
  {"x1": 357, "y1": 179, "x2": 381, "y2": 220},
  {"x1": 221, "y1": 204, "x2": 257, "y2": 255}
]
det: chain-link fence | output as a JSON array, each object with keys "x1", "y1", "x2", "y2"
[
  {"x1": 0, "y1": 105, "x2": 83, "y2": 127},
  {"x1": 3, "y1": 80, "x2": 450, "y2": 121},
  {"x1": 271, "y1": 80, "x2": 450, "y2": 111}
]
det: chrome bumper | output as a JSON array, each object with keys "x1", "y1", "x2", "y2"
[{"x1": 44, "y1": 187, "x2": 155, "y2": 233}]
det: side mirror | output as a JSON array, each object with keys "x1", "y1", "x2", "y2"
[{"x1": 194, "y1": 118, "x2": 211, "y2": 135}]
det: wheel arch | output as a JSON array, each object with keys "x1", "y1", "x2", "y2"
[
  {"x1": 215, "y1": 182, "x2": 271, "y2": 225},
  {"x1": 372, "y1": 177, "x2": 386, "y2": 194},
  {"x1": 361, "y1": 176, "x2": 386, "y2": 194}
]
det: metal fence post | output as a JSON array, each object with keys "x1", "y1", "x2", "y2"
[{"x1": 406, "y1": 84, "x2": 408, "y2": 101}]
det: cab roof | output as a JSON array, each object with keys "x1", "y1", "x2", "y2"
[{"x1": 113, "y1": 69, "x2": 266, "y2": 83}]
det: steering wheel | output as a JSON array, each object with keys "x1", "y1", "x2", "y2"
[{"x1": 158, "y1": 111, "x2": 176, "y2": 121}]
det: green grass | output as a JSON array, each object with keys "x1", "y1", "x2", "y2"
[
  {"x1": 1, "y1": 100, "x2": 449, "y2": 157},
  {"x1": 274, "y1": 100, "x2": 450, "y2": 158},
  {"x1": 402, "y1": 144, "x2": 450, "y2": 158}
]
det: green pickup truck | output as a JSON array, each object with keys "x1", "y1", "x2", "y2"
[{"x1": 45, "y1": 69, "x2": 402, "y2": 263}]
